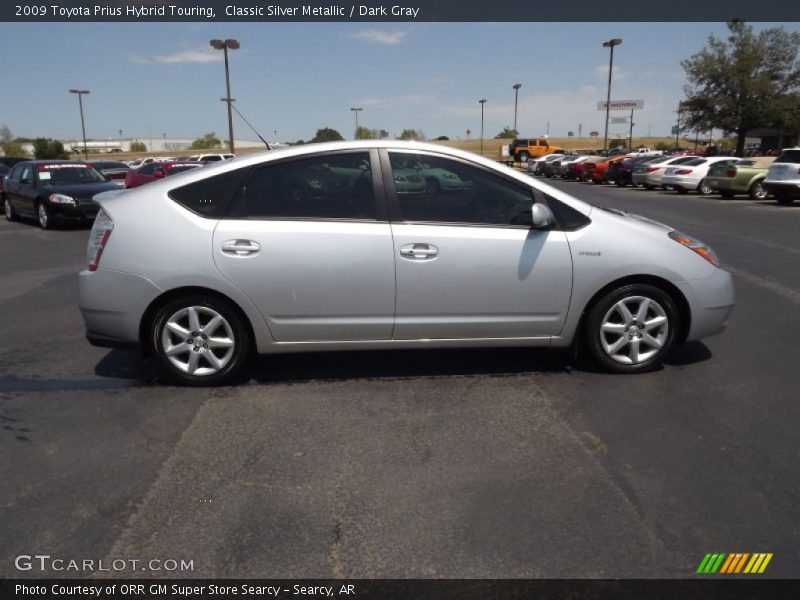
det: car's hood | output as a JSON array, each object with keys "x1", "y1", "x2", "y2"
[
  {"x1": 594, "y1": 205, "x2": 674, "y2": 233},
  {"x1": 42, "y1": 181, "x2": 122, "y2": 200}
]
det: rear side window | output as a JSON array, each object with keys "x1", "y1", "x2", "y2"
[
  {"x1": 239, "y1": 152, "x2": 376, "y2": 220},
  {"x1": 776, "y1": 150, "x2": 800, "y2": 164},
  {"x1": 169, "y1": 168, "x2": 249, "y2": 218}
]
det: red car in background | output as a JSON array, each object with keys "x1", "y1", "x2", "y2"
[
  {"x1": 125, "y1": 160, "x2": 204, "y2": 189},
  {"x1": 588, "y1": 155, "x2": 626, "y2": 184}
]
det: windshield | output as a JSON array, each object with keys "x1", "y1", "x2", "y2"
[{"x1": 36, "y1": 164, "x2": 106, "y2": 184}]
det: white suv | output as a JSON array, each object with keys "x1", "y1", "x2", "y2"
[
  {"x1": 186, "y1": 153, "x2": 235, "y2": 163},
  {"x1": 764, "y1": 147, "x2": 800, "y2": 205}
]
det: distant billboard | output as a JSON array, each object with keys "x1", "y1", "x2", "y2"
[{"x1": 597, "y1": 99, "x2": 644, "y2": 111}]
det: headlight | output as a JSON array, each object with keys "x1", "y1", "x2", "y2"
[
  {"x1": 669, "y1": 231, "x2": 719, "y2": 267},
  {"x1": 49, "y1": 193, "x2": 76, "y2": 205}
]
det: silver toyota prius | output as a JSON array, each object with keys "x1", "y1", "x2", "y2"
[{"x1": 78, "y1": 141, "x2": 734, "y2": 385}]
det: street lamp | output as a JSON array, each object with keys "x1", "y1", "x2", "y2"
[
  {"x1": 601, "y1": 38, "x2": 622, "y2": 153},
  {"x1": 350, "y1": 107, "x2": 363, "y2": 139},
  {"x1": 512, "y1": 83, "x2": 522, "y2": 136},
  {"x1": 479, "y1": 99, "x2": 487, "y2": 155},
  {"x1": 209, "y1": 38, "x2": 239, "y2": 153},
  {"x1": 69, "y1": 89, "x2": 90, "y2": 159}
]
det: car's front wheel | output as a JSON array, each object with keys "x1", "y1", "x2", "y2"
[
  {"x1": 584, "y1": 284, "x2": 678, "y2": 373},
  {"x1": 151, "y1": 295, "x2": 251, "y2": 386},
  {"x1": 37, "y1": 201, "x2": 53, "y2": 229}
]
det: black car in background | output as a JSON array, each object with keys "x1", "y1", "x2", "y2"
[
  {"x1": 606, "y1": 156, "x2": 653, "y2": 187},
  {"x1": 0, "y1": 164, "x2": 9, "y2": 198},
  {"x1": 2, "y1": 160, "x2": 121, "y2": 229}
]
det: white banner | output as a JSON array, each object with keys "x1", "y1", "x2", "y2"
[
  {"x1": 597, "y1": 99, "x2": 644, "y2": 111},
  {"x1": 611, "y1": 117, "x2": 629, "y2": 124}
]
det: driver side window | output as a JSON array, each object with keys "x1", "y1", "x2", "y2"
[{"x1": 387, "y1": 152, "x2": 533, "y2": 226}]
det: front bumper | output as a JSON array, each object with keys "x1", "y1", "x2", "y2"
[
  {"x1": 49, "y1": 199, "x2": 100, "y2": 222},
  {"x1": 676, "y1": 267, "x2": 735, "y2": 342}
]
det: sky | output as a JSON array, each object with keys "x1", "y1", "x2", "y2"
[{"x1": 0, "y1": 21, "x2": 797, "y2": 144}]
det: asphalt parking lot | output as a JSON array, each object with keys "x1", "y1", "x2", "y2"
[{"x1": 1, "y1": 180, "x2": 798, "y2": 578}]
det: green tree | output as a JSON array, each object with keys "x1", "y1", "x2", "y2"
[
  {"x1": 309, "y1": 128, "x2": 344, "y2": 143},
  {"x1": 129, "y1": 141, "x2": 147, "y2": 152},
  {"x1": 398, "y1": 129, "x2": 425, "y2": 141},
  {"x1": 355, "y1": 126, "x2": 378, "y2": 140},
  {"x1": 32, "y1": 138, "x2": 69, "y2": 159},
  {"x1": 681, "y1": 21, "x2": 800, "y2": 157},
  {"x1": 190, "y1": 132, "x2": 221, "y2": 150},
  {"x1": 0, "y1": 125, "x2": 29, "y2": 157},
  {"x1": 494, "y1": 126, "x2": 518, "y2": 139}
]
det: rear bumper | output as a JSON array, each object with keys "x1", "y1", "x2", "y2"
[
  {"x1": 764, "y1": 181, "x2": 800, "y2": 197},
  {"x1": 79, "y1": 268, "x2": 163, "y2": 349}
]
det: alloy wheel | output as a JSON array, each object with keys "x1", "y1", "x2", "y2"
[
  {"x1": 599, "y1": 296, "x2": 669, "y2": 365},
  {"x1": 160, "y1": 306, "x2": 236, "y2": 377},
  {"x1": 38, "y1": 203, "x2": 49, "y2": 228}
]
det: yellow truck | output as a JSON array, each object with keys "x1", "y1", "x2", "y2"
[{"x1": 507, "y1": 138, "x2": 565, "y2": 162}]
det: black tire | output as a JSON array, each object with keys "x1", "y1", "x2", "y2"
[
  {"x1": 36, "y1": 200, "x2": 53, "y2": 229},
  {"x1": 720, "y1": 191, "x2": 736, "y2": 199},
  {"x1": 697, "y1": 179, "x2": 714, "y2": 195},
  {"x1": 4, "y1": 197, "x2": 18, "y2": 222},
  {"x1": 748, "y1": 180, "x2": 767, "y2": 201},
  {"x1": 775, "y1": 193, "x2": 794, "y2": 205},
  {"x1": 518, "y1": 151, "x2": 530, "y2": 162},
  {"x1": 584, "y1": 284, "x2": 679, "y2": 374},
  {"x1": 151, "y1": 295, "x2": 251, "y2": 386}
]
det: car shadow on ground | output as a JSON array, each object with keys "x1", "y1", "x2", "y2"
[{"x1": 91, "y1": 341, "x2": 713, "y2": 386}]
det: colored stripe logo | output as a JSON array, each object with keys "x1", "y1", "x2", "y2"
[{"x1": 696, "y1": 552, "x2": 773, "y2": 574}]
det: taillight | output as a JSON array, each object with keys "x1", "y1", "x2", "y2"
[
  {"x1": 646, "y1": 166, "x2": 659, "y2": 172},
  {"x1": 87, "y1": 209, "x2": 113, "y2": 272},
  {"x1": 675, "y1": 169, "x2": 693, "y2": 175},
  {"x1": 726, "y1": 170, "x2": 736, "y2": 177}
]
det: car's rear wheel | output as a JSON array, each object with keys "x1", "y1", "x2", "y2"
[
  {"x1": 151, "y1": 295, "x2": 251, "y2": 386},
  {"x1": 37, "y1": 201, "x2": 52, "y2": 229},
  {"x1": 748, "y1": 181, "x2": 767, "y2": 200},
  {"x1": 584, "y1": 284, "x2": 678, "y2": 373},
  {"x1": 697, "y1": 179, "x2": 714, "y2": 195},
  {"x1": 4, "y1": 197, "x2": 17, "y2": 221}
]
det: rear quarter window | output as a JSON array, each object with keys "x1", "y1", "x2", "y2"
[{"x1": 168, "y1": 168, "x2": 249, "y2": 218}]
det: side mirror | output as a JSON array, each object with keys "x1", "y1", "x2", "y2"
[{"x1": 531, "y1": 203, "x2": 556, "y2": 230}]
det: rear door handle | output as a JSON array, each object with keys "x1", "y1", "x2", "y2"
[
  {"x1": 399, "y1": 243, "x2": 439, "y2": 260},
  {"x1": 221, "y1": 239, "x2": 261, "y2": 256}
]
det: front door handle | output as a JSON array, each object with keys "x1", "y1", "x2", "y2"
[
  {"x1": 399, "y1": 243, "x2": 439, "y2": 260},
  {"x1": 221, "y1": 239, "x2": 261, "y2": 256}
]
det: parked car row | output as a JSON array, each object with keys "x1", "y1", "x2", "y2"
[{"x1": 527, "y1": 148, "x2": 800, "y2": 203}]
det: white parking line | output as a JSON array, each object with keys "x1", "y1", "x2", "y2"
[{"x1": 726, "y1": 265, "x2": 800, "y2": 305}]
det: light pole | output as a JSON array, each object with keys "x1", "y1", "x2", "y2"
[
  {"x1": 210, "y1": 38, "x2": 239, "y2": 153},
  {"x1": 512, "y1": 83, "x2": 521, "y2": 136},
  {"x1": 69, "y1": 89, "x2": 90, "y2": 159},
  {"x1": 479, "y1": 99, "x2": 487, "y2": 155},
  {"x1": 602, "y1": 38, "x2": 622, "y2": 153},
  {"x1": 350, "y1": 107, "x2": 363, "y2": 139}
]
